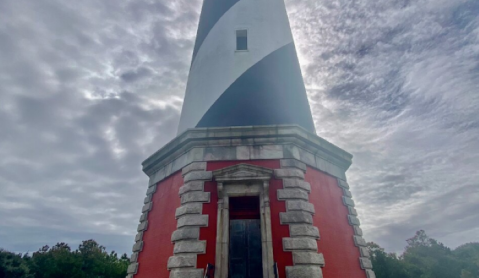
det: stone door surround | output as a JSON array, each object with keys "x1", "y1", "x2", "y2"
[{"x1": 213, "y1": 164, "x2": 275, "y2": 278}]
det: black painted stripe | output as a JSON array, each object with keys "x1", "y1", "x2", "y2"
[
  {"x1": 192, "y1": 0, "x2": 240, "y2": 63},
  {"x1": 196, "y1": 43, "x2": 316, "y2": 133}
]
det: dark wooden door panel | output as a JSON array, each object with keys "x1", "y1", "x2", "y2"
[
  {"x1": 229, "y1": 219, "x2": 263, "y2": 278},
  {"x1": 247, "y1": 220, "x2": 262, "y2": 278},
  {"x1": 230, "y1": 220, "x2": 247, "y2": 278}
]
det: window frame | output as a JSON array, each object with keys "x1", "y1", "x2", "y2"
[{"x1": 235, "y1": 29, "x2": 249, "y2": 51}]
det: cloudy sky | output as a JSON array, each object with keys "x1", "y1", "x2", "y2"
[{"x1": 0, "y1": 0, "x2": 478, "y2": 255}]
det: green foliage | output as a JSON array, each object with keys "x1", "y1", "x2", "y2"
[
  {"x1": 0, "y1": 249, "x2": 31, "y2": 278},
  {"x1": 0, "y1": 240, "x2": 129, "y2": 278},
  {"x1": 368, "y1": 230, "x2": 479, "y2": 278},
  {"x1": 368, "y1": 242, "x2": 412, "y2": 278},
  {"x1": 2, "y1": 232, "x2": 479, "y2": 277}
]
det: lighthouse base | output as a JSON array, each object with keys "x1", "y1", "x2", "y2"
[{"x1": 126, "y1": 125, "x2": 376, "y2": 278}]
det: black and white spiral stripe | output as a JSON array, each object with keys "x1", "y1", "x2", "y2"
[{"x1": 177, "y1": 0, "x2": 315, "y2": 134}]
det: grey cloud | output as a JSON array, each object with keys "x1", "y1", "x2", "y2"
[
  {"x1": 0, "y1": 0, "x2": 188, "y2": 255},
  {"x1": 120, "y1": 67, "x2": 153, "y2": 82},
  {"x1": 0, "y1": 0, "x2": 478, "y2": 256},
  {"x1": 288, "y1": 0, "x2": 479, "y2": 251}
]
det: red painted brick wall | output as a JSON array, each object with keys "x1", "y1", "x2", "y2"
[
  {"x1": 305, "y1": 166, "x2": 366, "y2": 278},
  {"x1": 136, "y1": 161, "x2": 365, "y2": 278},
  {"x1": 135, "y1": 171, "x2": 183, "y2": 278}
]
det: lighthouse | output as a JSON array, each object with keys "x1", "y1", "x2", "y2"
[{"x1": 126, "y1": 0, "x2": 376, "y2": 277}]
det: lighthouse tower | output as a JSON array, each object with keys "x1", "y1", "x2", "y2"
[{"x1": 126, "y1": 0, "x2": 376, "y2": 277}]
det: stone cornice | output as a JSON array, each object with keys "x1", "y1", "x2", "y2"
[{"x1": 142, "y1": 125, "x2": 353, "y2": 184}]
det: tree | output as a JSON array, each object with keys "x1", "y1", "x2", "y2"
[
  {"x1": 368, "y1": 242, "x2": 412, "y2": 278},
  {"x1": 26, "y1": 240, "x2": 128, "y2": 278},
  {"x1": 402, "y1": 230, "x2": 461, "y2": 278},
  {"x1": 454, "y1": 243, "x2": 479, "y2": 278},
  {"x1": 29, "y1": 243, "x2": 82, "y2": 278},
  {"x1": 367, "y1": 230, "x2": 479, "y2": 278},
  {"x1": 0, "y1": 249, "x2": 31, "y2": 278}
]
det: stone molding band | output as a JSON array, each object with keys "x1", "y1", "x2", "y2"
[
  {"x1": 143, "y1": 125, "x2": 353, "y2": 188},
  {"x1": 337, "y1": 179, "x2": 376, "y2": 278},
  {"x1": 276, "y1": 159, "x2": 325, "y2": 278}
]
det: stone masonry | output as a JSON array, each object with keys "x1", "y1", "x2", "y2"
[
  {"x1": 168, "y1": 162, "x2": 212, "y2": 278},
  {"x1": 337, "y1": 179, "x2": 376, "y2": 278},
  {"x1": 276, "y1": 159, "x2": 325, "y2": 278},
  {"x1": 126, "y1": 181, "x2": 157, "y2": 277},
  {"x1": 127, "y1": 125, "x2": 376, "y2": 278}
]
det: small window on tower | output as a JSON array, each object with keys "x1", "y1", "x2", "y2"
[{"x1": 236, "y1": 29, "x2": 248, "y2": 51}]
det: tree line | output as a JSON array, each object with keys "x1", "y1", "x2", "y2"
[
  {"x1": 368, "y1": 230, "x2": 479, "y2": 278},
  {"x1": 0, "y1": 240, "x2": 129, "y2": 278},
  {"x1": 1, "y1": 230, "x2": 478, "y2": 277}
]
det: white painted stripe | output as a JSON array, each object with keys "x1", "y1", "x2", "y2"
[{"x1": 177, "y1": 0, "x2": 294, "y2": 134}]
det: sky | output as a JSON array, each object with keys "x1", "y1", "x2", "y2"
[{"x1": 0, "y1": 0, "x2": 478, "y2": 256}]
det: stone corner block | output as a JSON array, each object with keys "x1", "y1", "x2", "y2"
[
  {"x1": 139, "y1": 212, "x2": 148, "y2": 222},
  {"x1": 348, "y1": 215, "x2": 361, "y2": 226},
  {"x1": 182, "y1": 162, "x2": 207, "y2": 176},
  {"x1": 177, "y1": 214, "x2": 208, "y2": 229},
  {"x1": 285, "y1": 265, "x2": 323, "y2": 278},
  {"x1": 281, "y1": 159, "x2": 307, "y2": 171},
  {"x1": 343, "y1": 188, "x2": 353, "y2": 198},
  {"x1": 130, "y1": 252, "x2": 139, "y2": 263},
  {"x1": 183, "y1": 171, "x2": 212, "y2": 183},
  {"x1": 342, "y1": 196, "x2": 355, "y2": 207},
  {"x1": 181, "y1": 191, "x2": 210, "y2": 204},
  {"x1": 286, "y1": 200, "x2": 315, "y2": 214},
  {"x1": 167, "y1": 254, "x2": 197, "y2": 269},
  {"x1": 289, "y1": 224, "x2": 320, "y2": 239},
  {"x1": 338, "y1": 179, "x2": 350, "y2": 189},
  {"x1": 127, "y1": 262, "x2": 138, "y2": 274},
  {"x1": 137, "y1": 221, "x2": 148, "y2": 232},
  {"x1": 142, "y1": 202, "x2": 153, "y2": 213},
  {"x1": 146, "y1": 184, "x2": 157, "y2": 196},
  {"x1": 360, "y1": 246, "x2": 370, "y2": 257},
  {"x1": 132, "y1": 241, "x2": 143, "y2": 252},
  {"x1": 293, "y1": 251, "x2": 325, "y2": 266},
  {"x1": 283, "y1": 179, "x2": 311, "y2": 193},
  {"x1": 354, "y1": 225, "x2": 363, "y2": 236},
  {"x1": 144, "y1": 194, "x2": 152, "y2": 204},
  {"x1": 135, "y1": 232, "x2": 143, "y2": 242},
  {"x1": 274, "y1": 168, "x2": 305, "y2": 179},
  {"x1": 348, "y1": 206, "x2": 358, "y2": 216},
  {"x1": 179, "y1": 181, "x2": 204, "y2": 196},
  {"x1": 353, "y1": 235, "x2": 367, "y2": 247},
  {"x1": 171, "y1": 227, "x2": 200, "y2": 242},
  {"x1": 360, "y1": 257, "x2": 373, "y2": 269},
  {"x1": 175, "y1": 203, "x2": 203, "y2": 218},
  {"x1": 173, "y1": 240, "x2": 206, "y2": 254},
  {"x1": 280, "y1": 211, "x2": 313, "y2": 225},
  {"x1": 283, "y1": 237, "x2": 318, "y2": 252},
  {"x1": 169, "y1": 268, "x2": 204, "y2": 278},
  {"x1": 278, "y1": 189, "x2": 309, "y2": 201}
]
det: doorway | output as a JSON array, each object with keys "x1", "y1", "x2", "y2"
[{"x1": 229, "y1": 197, "x2": 263, "y2": 278}]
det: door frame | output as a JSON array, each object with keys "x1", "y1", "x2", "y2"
[{"x1": 213, "y1": 164, "x2": 275, "y2": 278}]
